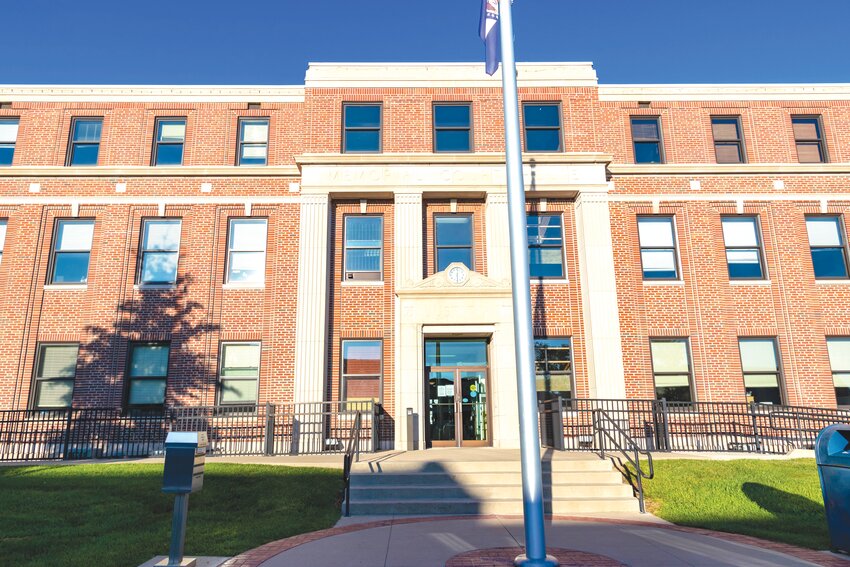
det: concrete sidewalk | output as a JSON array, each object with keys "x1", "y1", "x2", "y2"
[{"x1": 222, "y1": 516, "x2": 846, "y2": 567}]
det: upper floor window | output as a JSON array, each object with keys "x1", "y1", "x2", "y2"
[
  {"x1": 343, "y1": 104, "x2": 381, "y2": 153},
  {"x1": 631, "y1": 117, "x2": 664, "y2": 163},
  {"x1": 792, "y1": 115, "x2": 827, "y2": 163},
  {"x1": 523, "y1": 103, "x2": 562, "y2": 152},
  {"x1": 342, "y1": 340, "x2": 382, "y2": 402},
  {"x1": 344, "y1": 216, "x2": 382, "y2": 281},
  {"x1": 721, "y1": 216, "x2": 765, "y2": 279},
  {"x1": 527, "y1": 213, "x2": 564, "y2": 279},
  {"x1": 138, "y1": 219, "x2": 181, "y2": 285},
  {"x1": 126, "y1": 342, "x2": 170, "y2": 408},
  {"x1": 50, "y1": 219, "x2": 94, "y2": 284},
  {"x1": 806, "y1": 216, "x2": 849, "y2": 279},
  {"x1": 0, "y1": 118, "x2": 19, "y2": 166},
  {"x1": 226, "y1": 218, "x2": 267, "y2": 284},
  {"x1": 66, "y1": 118, "x2": 102, "y2": 166},
  {"x1": 533, "y1": 338, "x2": 572, "y2": 403},
  {"x1": 650, "y1": 339, "x2": 693, "y2": 402},
  {"x1": 219, "y1": 342, "x2": 261, "y2": 405},
  {"x1": 637, "y1": 216, "x2": 679, "y2": 280},
  {"x1": 433, "y1": 103, "x2": 472, "y2": 152},
  {"x1": 0, "y1": 219, "x2": 6, "y2": 266},
  {"x1": 739, "y1": 338, "x2": 782, "y2": 404},
  {"x1": 827, "y1": 338, "x2": 850, "y2": 407},
  {"x1": 32, "y1": 343, "x2": 78, "y2": 409},
  {"x1": 711, "y1": 116, "x2": 745, "y2": 164},
  {"x1": 435, "y1": 214, "x2": 473, "y2": 272},
  {"x1": 237, "y1": 118, "x2": 269, "y2": 166},
  {"x1": 152, "y1": 118, "x2": 186, "y2": 166}
]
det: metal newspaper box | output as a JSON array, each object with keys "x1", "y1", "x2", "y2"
[
  {"x1": 163, "y1": 431, "x2": 207, "y2": 494},
  {"x1": 815, "y1": 424, "x2": 850, "y2": 554}
]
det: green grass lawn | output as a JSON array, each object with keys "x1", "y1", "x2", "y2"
[
  {"x1": 0, "y1": 463, "x2": 343, "y2": 567},
  {"x1": 634, "y1": 458, "x2": 828, "y2": 549}
]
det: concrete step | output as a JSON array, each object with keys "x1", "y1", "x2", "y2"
[
  {"x1": 352, "y1": 459, "x2": 611, "y2": 474},
  {"x1": 350, "y1": 470, "x2": 625, "y2": 487},
  {"x1": 350, "y1": 483, "x2": 634, "y2": 500},
  {"x1": 347, "y1": 497, "x2": 640, "y2": 516}
]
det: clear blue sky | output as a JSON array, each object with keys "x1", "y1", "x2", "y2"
[{"x1": 4, "y1": 0, "x2": 850, "y2": 85}]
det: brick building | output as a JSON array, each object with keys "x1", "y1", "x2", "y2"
[{"x1": 0, "y1": 62, "x2": 849, "y2": 450}]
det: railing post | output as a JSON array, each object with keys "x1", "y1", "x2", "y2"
[
  {"x1": 749, "y1": 403, "x2": 763, "y2": 453},
  {"x1": 554, "y1": 397, "x2": 565, "y2": 451},
  {"x1": 661, "y1": 398, "x2": 671, "y2": 451},
  {"x1": 371, "y1": 403, "x2": 378, "y2": 453},
  {"x1": 264, "y1": 403, "x2": 275, "y2": 456},
  {"x1": 62, "y1": 409, "x2": 73, "y2": 460}
]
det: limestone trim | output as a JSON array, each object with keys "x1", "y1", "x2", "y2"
[
  {"x1": 293, "y1": 194, "x2": 331, "y2": 404},
  {"x1": 608, "y1": 193, "x2": 850, "y2": 203},
  {"x1": 609, "y1": 163, "x2": 850, "y2": 175},
  {"x1": 0, "y1": 85, "x2": 304, "y2": 102},
  {"x1": 485, "y1": 193, "x2": 511, "y2": 283},
  {"x1": 296, "y1": 153, "x2": 612, "y2": 166},
  {"x1": 599, "y1": 83, "x2": 850, "y2": 101},
  {"x1": 394, "y1": 193, "x2": 424, "y2": 289},
  {"x1": 0, "y1": 166, "x2": 301, "y2": 178},
  {"x1": 0, "y1": 196, "x2": 301, "y2": 206}
]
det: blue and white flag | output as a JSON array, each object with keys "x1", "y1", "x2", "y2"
[{"x1": 480, "y1": 0, "x2": 500, "y2": 75}]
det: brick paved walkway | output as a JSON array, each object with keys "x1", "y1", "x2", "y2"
[{"x1": 221, "y1": 515, "x2": 846, "y2": 567}]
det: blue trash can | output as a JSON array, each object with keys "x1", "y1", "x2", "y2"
[{"x1": 815, "y1": 424, "x2": 850, "y2": 553}]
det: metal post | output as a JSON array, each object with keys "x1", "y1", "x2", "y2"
[
  {"x1": 264, "y1": 403, "x2": 275, "y2": 456},
  {"x1": 498, "y1": 2, "x2": 557, "y2": 565},
  {"x1": 167, "y1": 493, "x2": 190, "y2": 567}
]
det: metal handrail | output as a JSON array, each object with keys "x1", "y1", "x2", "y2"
[
  {"x1": 592, "y1": 408, "x2": 655, "y2": 514},
  {"x1": 342, "y1": 410, "x2": 362, "y2": 517}
]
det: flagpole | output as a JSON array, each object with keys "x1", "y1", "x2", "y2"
[{"x1": 497, "y1": 1, "x2": 558, "y2": 566}]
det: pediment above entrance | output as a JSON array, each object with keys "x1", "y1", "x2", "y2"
[{"x1": 397, "y1": 264, "x2": 510, "y2": 296}]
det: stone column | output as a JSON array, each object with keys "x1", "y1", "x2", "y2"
[
  {"x1": 394, "y1": 193, "x2": 423, "y2": 287},
  {"x1": 574, "y1": 189, "x2": 627, "y2": 399},
  {"x1": 293, "y1": 194, "x2": 330, "y2": 404},
  {"x1": 485, "y1": 192, "x2": 511, "y2": 282}
]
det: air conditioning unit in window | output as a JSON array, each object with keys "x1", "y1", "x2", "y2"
[{"x1": 346, "y1": 272, "x2": 381, "y2": 281}]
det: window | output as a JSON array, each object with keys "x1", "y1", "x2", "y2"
[
  {"x1": 226, "y1": 219, "x2": 267, "y2": 284},
  {"x1": 523, "y1": 104, "x2": 562, "y2": 152},
  {"x1": 806, "y1": 216, "x2": 849, "y2": 279},
  {"x1": 342, "y1": 340, "x2": 382, "y2": 402},
  {"x1": 637, "y1": 216, "x2": 679, "y2": 280},
  {"x1": 631, "y1": 117, "x2": 664, "y2": 163},
  {"x1": 344, "y1": 216, "x2": 382, "y2": 281},
  {"x1": 237, "y1": 118, "x2": 269, "y2": 166},
  {"x1": 343, "y1": 104, "x2": 381, "y2": 153},
  {"x1": 433, "y1": 103, "x2": 472, "y2": 152},
  {"x1": 138, "y1": 219, "x2": 181, "y2": 284},
  {"x1": 721, "y1": 216, "x2": 765, "y2": 279},
  {"x1": 534, "y1": 338, "x2": 572, "y2": 402},
  {"x1": 126, "y1": 343, "x2": 169, "y2": 408},
  {"x1": 739, "y1": 338, "x2": 782, "y2": 404},
  {"x1": 650, "y1": 339, "x2": 693, "y2": 402},
  {"x1": 152, "y1": 118, "x2": 186, "y2": 166},
  {"x1": 32, "y1": 344, "x2": 78, "y2": 409},
  {"x1": 66, "y1": 118, "x2": 102, "y2": 166},
  {"x1": 0, "y1": 118, "x2": 19, "y2": 166},
  {"x1": 527, "y1": 213, "x2": 564, "y2": 278},
  {"x1": 792, "y1": 116, "x2": 827, "y2": 163},
  {"x1": 712, "y1": 116, "x2": 745, "y2": 164},
  {"x1": 435, "y1": 214, "x2": 473, "y2": 272},
  {"x1": 49, "y1": 219, "x2": 94, "y2": 284},
  {"x1": 827, "y1": 339, "x2": 850, "y2": 407},
  {"x1": 0, "y1": 219, "x2": 6, "y2": 266},
  {"x1": 219, "y1": 342, "x2": 260, "y2": 404}
]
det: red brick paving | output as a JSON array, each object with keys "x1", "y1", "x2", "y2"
[
  {"x1": 445, "y1": 547, "x2": 624, "y2": 566},
  {"x1": 219, "y1": 515, "x2": 848, "y2": 567}
]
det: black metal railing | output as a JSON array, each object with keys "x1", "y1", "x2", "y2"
[
  {"x1": 342, "y1": 410, "x2": 363, "y2": 517},
  {"x1": 592, "y1": 408, "x2": 654, "y2": 513},
  {"x1": 0, "y1": 401, "x2": 382, "y2": 462}
]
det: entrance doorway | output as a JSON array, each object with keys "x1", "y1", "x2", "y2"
[{"x1": 425, "y1": 339, "x2": 490, "y2": 447}]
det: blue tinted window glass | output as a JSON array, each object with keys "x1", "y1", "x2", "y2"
[
  {"x1": 345, "y1": 130, "x2": 380, "y2": 152},
  {"x1": 346, "y1": 249, "x2": 381, "y2": 272},
  {"x1": 155, "y1": 144, "x2": 183, "y2": 166},
  {"x1": 727, "y1": 254, "x2": 763, "y2": 279},
  {"x1": 73, "y1": 120, "x2": 102, "y2": 142},
  {"x1": 435, "y1": 130, "x2": 471, "y2": 152},
  {"x1": 631, "y1": 119, "x2": 659, "y2": 139},
  {"x1": 527, "y1": 215, "x2": 563, "y2": 245},
  {"x1": 529, "y1": 248, "x2": 564, "y2": 278},
  {"x1": 434, "y1": 105, "x2": 470, "y2": 128},
  {"x1": 425, "y1": 339, "x2": 487, "y2": 367},
  {"x1": 70, "y1": 144, "x2": 99, "y2": 166},
  {"x1": 0, "y1": 145, "x2": 13, "y2": 166},
  {"x1": 436, "y1": 216, "x2": 472, "y2": 246},
  {"x1": 345, "y1": 105, "x2": 381, "y2": 128},
  {"x1": 437, "y1": 248, "x2": 472, "y2": 271},
  {"x1": 634, "y1": 142, "x2": 661, "y2": 164},
  {"x1": 53, "y1": 252, "x2": 91, "y2": 283},
  {"x1": 526, "y1": 130, "x2": 561, "y2": 152},
  {"x1": 345, "y1": 217, "x2": 382, "y2": 247},
  {"x1": 523, "y1": 105, "x2": 560, "y2": 127},
  {"x1": 812, "y1": 248, "x2": 849, "y2": 278}
]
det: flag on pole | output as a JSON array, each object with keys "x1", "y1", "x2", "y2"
[{"x1": 479, "y1": 0, "x2": 500, "y2": 75}]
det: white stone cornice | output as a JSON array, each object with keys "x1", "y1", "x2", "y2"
[
  {"x1": 296, "y1": 153, "x2": 612, "y2": 166},
  {"x1": 0, "y1": 85, "x2": 304, "y2": 103},
  {"x1": 599, "y1": 83, "x2": 850, "y2": 101},
  {"x1": 608, "y1": 163, "x2": 850, "y2": 176},
  {"x1": 0, "y1": 166, "x2": 301, "y2": 178}
]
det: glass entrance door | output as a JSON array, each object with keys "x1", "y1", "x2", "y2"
[{"x1": 427, "y1": 366, "x2": 489, "y2": 447}]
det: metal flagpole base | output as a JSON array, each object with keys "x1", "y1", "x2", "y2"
[{"x1": 514, "y1": 554, "x2": 560, "y2": 567}]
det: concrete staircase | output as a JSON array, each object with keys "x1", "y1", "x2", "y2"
[{"x1": 347, "y1": 450, "x2": 639, "y2": 516}]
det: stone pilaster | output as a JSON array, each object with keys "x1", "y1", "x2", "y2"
[
  {"x1": 394, "y1": 193, "x2": 423, "y2": 287},
  {"x1": 485, "y1": 192, "x2": 511, "y2": 282}
]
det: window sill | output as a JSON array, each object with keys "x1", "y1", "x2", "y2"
[
  {"x1": 134, "y1": 284, "x2": 177, "y2": 291},
  {"x1": 642, "y1": 280, "x2": 684, "y2": 286},
  {"x1": 816, "y1": 279, "x2": 850, "y2": 286},
  {"x1": 729, "y1": 280, "x2": 772, "y2": 286},
  {"x1": 222, "y1": 283, "x2": 265, "y2": 290},
  {"x1": 341, "y1": 280, "x2": 384, "y2": 287},
  {"x1": 44, "y1": 284, "x2": 88, "y2": 291}
]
